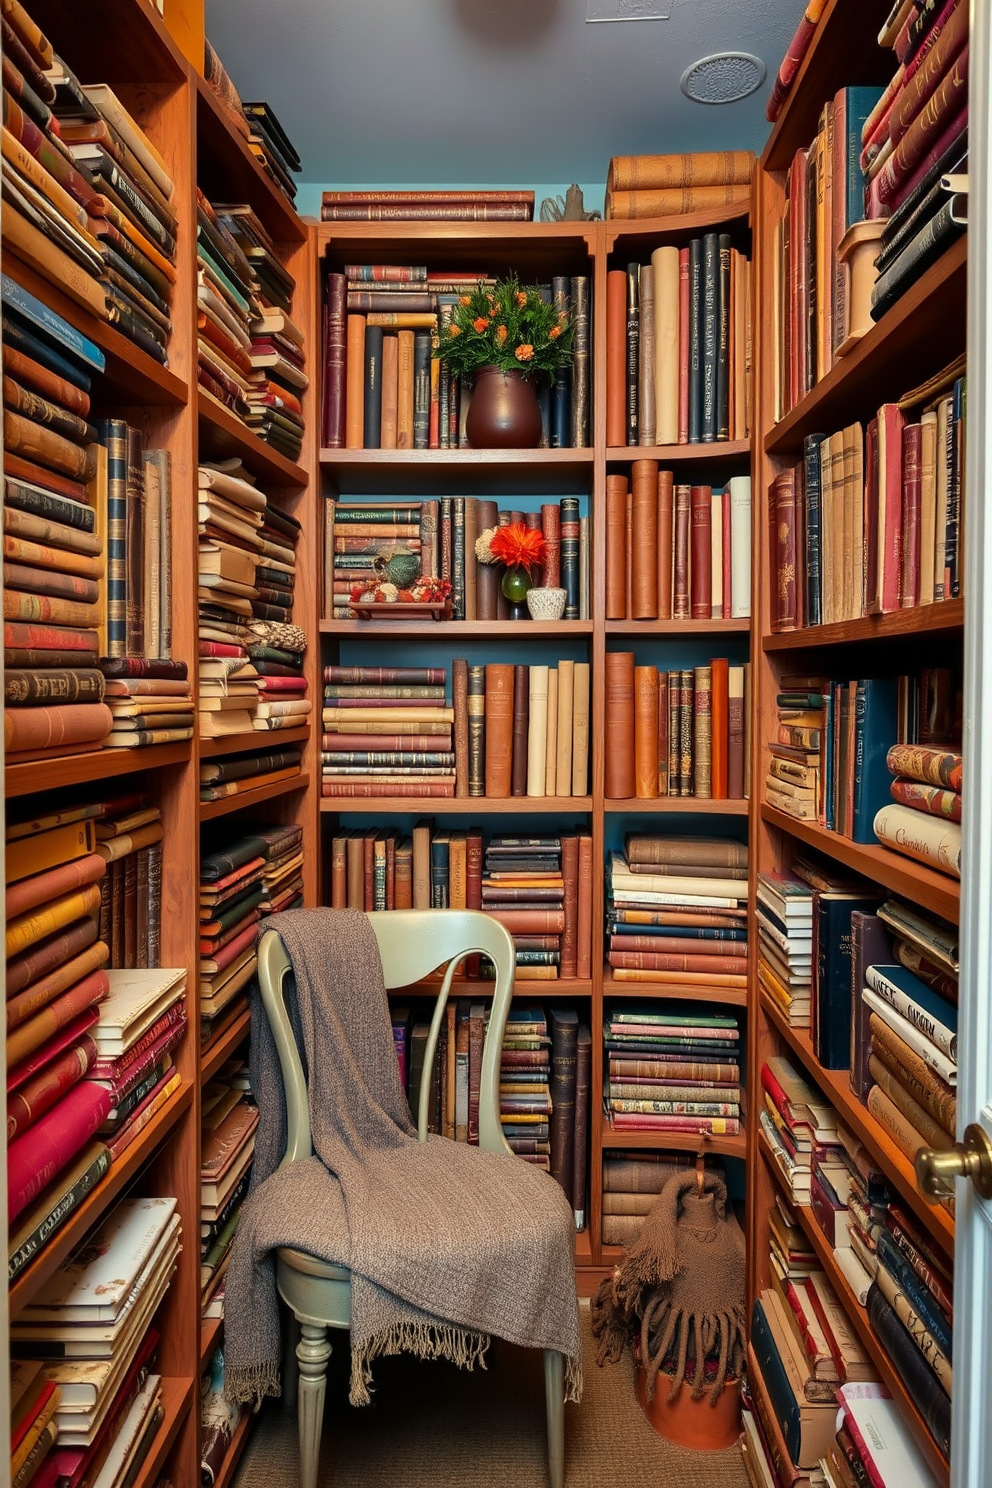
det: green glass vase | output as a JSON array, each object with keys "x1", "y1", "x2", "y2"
[{"x1": 501, "y1": 565, "x2": 532, "y2": 619}]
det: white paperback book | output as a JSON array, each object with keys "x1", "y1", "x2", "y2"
[
  {"x1": 19, "y1": 1197, "x2": 178, "y2": 1321},
  {"x1": 92, "y1": 969, "x2": 187, "y2": 1055}
]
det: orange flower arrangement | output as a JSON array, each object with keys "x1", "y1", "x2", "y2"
[
  {"x1": 433, "y1": 274, "x2": 573, "y2": 379},
  {"x1": 488, "y1": 521, "x2": 546, "y2": 573},
  {"x1": 514, "y1": 344, "x2": 534, "y2": 361}
]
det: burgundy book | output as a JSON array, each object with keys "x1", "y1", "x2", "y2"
[
  {"x1": 771, "y1": 469, "x2": 798, "y2": 631},
  {"x1": 510, "y1": 664, "x2": 530, "y2": 797},
  {"x1": 604, "y1": 652, "x2": 636, "y2": 799},
  {"x1": 453, "y1": 657, "x2": 469, "y2": 799},
  {"x1": 577, "y1": 834, "x2": 593, "y2": 980},
  {"x1": 7, "y1": 1078, "x2": 113, "y2": 1222},
  {"x1": 673, "y1": 484, "x2": 691, "y2": 619},
  {"x1": 324, "y1": 272, "x2": 347, "y2": 448},
  {"x1": 541, "y1": 503, "x2": 561, "y2": 588},
  {"x1": 690, "y1": 485, "x2": 712, "y2": 620},
  {"x1": 560, "y1": 835, "x2": 579, "y2": 980},
  {"x1": 6, "y1": 1036, "x2": 97, "y2": 1143},
  {"x1": 900, "y1": 421, "x2": 923, "y2": 608},
  {"x1": 474, "y1": 500, "x2": 500, "y2": 620}
]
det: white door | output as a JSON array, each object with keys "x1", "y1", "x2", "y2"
[{"x1": 947, "y1": 5, "x2": 992, "y2": 1483}]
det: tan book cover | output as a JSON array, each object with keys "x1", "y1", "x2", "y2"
[
  {"x1": 637, "y1": 263, "x2": 655, "y2": 446},
  {"x1": 572, "y1": 663, "x2": 590, "y2": 797},
  {"x1": 630, "y1": 459, "x2": 659, "y2": 618},
  {"x1": 651, "y1": 245, "x2": 679, "y2": 445},
  {"x1": 555, "y1": 659, "x2": 574, "y2": 797},
  {"x1": 544, "y1": 668, "x2": 559, "y2": 794},
  {"x1": 526, "y1": 665, "x2": 549, "y2": 797},
  {"x1": 379, "y1": 332, "x2": 398, "y2": 448},
  {"x1": 345, "y1": 314, "x2": 366, "y2": 448}
]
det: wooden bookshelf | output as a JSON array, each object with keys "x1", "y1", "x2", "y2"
[
  {"x1": 199, "y1": 772, "x2": 308, "y2": 821},
  {"x1": 5, "y1": 742, "x2": 194, "y2": 798},
  {"x1": 201, "y1": 1008, "x2": 253, "y2": 1085},
  {"x1": 604, "y1": 796, "x2": 749, "y2": 814},
  {"x1": 746, "y1": 0, "x2": 965, "y2": 1476},
  {"x1": 606, "y1": 439, "x2": 751, "y2": 463},
  {"x1": 130, "y1": 1376, "x2": 197, "y2": 1488},
  {"x1": 603, "y1": 969, "x2": 748, "y2": 1007},
  {"x1": 318, "y1": 795, "x2": 594, "y2": 815}
]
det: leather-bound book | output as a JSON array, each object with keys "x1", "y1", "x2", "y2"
[
  {"x1": 379, "y1": 332, "x2": 398, "y2": 448},
  {"x1": 652, "y1": 244, "x2": 680, "y2": 445},
  {"x1": 637, "y1": 263, "x2": 655, "y2": 447},
  {"x1": 465, "y1": 830, "x2": 483, "y2": 977},
  {"x1": 452, "y1": 496, "x2": 466, "y2": 618},
  {"x1": 690, "y1": 485, "x2": 712, "y2": 619},
  {"x1": 412, "y1": 819, "x2": 432, "y2": 909},
  {"x1": 727, "y1": 666, "x2": 746, "y2": 801},
  {"x1": 549, "y1": 1008, "x2": 578, "y2": 1201},
  {"x1": 865, "y1": 1286, "x2": 951, "y2": 1459},
  {"x1": 606, "y1": 473, "x2": 629, "y2": 619},
  {"x1": 363, "y1": 324, "x2": 384, "y2": 448},
  {"x1": 688, "y1": 238, "x2": 704, "y2": 443},
  {"x1": 634, "y1": 666, "x2": 660, "y2": 798},
  {"x1": 679, "y1": 668, "x2": 694, "y2": 795},
  {"x1": 771, "y1": 469, "x2": 798, "y2": 631},
  {"x1": 570, "y1": 275, "x2": 590, "y2": 448},
  {"x1": 555, "y1": 659, "x2": 574, "y2": 797},
  {"x1": 658, "y1": 672, "x2": 670, "y2": 794},
  {"x1": 667, "y1": 670, "x2": 681, "y2": 795},
  {"x1": 694, "y1": 665, "x2": 712, "y2": 798},
  {"x1": 576, "y1": 835, "x2": 593, "y2": 980},
  {"x1": 484, "y1": 664, "x2": 514, "y2": 796},
  {"x1": 710, "y1": 657, "x2": 729, "y2": 799},
  {"x1": 701, "y1": 232, "x2": 719, "y2": 442},
  {"x1": 463, "y1": 497, "x2": 478, "y2": 620},
  {"x1": 560, "y1": 837, "x2": 580, "y2": 980},
  {"x1": 606, "y1": 269, "x2": 627, "y2": 446},
  {"x1": 467, "y1": 665, "x2": 485, "y2": 796},
  {"x1": 717, "y1": 233, "x2": 732, "y2": 440},
  {"x1": 452, "y1": 658, "x2": 469, "y2": 798},
  {"x1": 631, "y1": 459, "x2": 659, "y2": 618},
  {"x1": 678, "y1": 247, "x2": 690, "y2": 443},
  {"x1": 560, "y1": 497, "x2": 580, "y2": 619},
  {"x1": 849, "y1": 911, "x2": 894, "y2": 1101},
  {"x1": 624, "y1": 264, "x2": 639, "y2": 443},
  {"x1": 551, "y1": 277, "x2": 572, "y2": 448},
  {"x1": 545, "y1": 668, "x2": 559, "y2": 792},
  {"x1": 344, "y1": 314, "x2": 366, "y2": 448},
  {"x1": 657, "y1": 469, "x2": 674, "y2": 619},
  {"x1": 412, "y1": 330, "x2": 431, "y2": 449},
  {"x1": 419, "y1": 499, "x2": 439, "y2": 578},
  {"x1": 541, "y1": 503, "x2": 561, "y2": 587},
  {"x1": 510, "y1": 664, "x2": 530, "y2": 797},
  {"x1": 496, "y1": 510, "x2": 512, "y2": 619},
  {"x1": 605, "y1": 652, "x2": 635, "y2": 798},
  {"x1": 673, "y1": 484, "x2": 691, "y2": 619},
  {"x1": 474, "y1": 499, "x2": 499, "y2": 618},
  {"x1": 527, "y1": 665, "x2": 549, "y2": 796},
  {"x1": 396, "y1": 329, "x2": 415, "y2": 450},
  {"x1": 572, "y1": 1022, "x2": 591, "y2": 1228},
  {"x1": 572, "y1": 663, "x2": 590, "y2": 796}
]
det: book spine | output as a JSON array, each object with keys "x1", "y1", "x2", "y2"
[
  {"x1": 560, "y1": 497, "x2": 580, "y2": 619},
  {"x1": 527, "y1": 665, "x2": 549, "y2": 797},
  {"x1": 634, "y1": 666, "x2": 660, "y2": 799},
  {"x1": 690, "y1": 485, "x2": 712, "y2": 619},
  {"x1": 716, "y1": 233, "x2": 732, "y2": 439},
  {"x1": 625, "y1": 263, "x2": 639, "y2": 445},
  {"x1": 606, "y1": 474, "x2": 628, "y2": 619},
  {"x1": 570, "y1": 275, "x2": 589, "y2": 447},
  {"x1": 637, "y1": 263, "x2": 656, "y2": 447},
  {"x1": 604, "y1": 652, "x2": 635, "y2": 799},
  {"x1": 701, "y1": 233, "x2": 719, "y2": 441},
  {"x1": 510, "y1": 664, "x2": 530, "y2": 797},
  {"x1": 694, "y1": 665, "x2": 712, "y2": 799},
  {"x1": 630, "y1": 459, "x2": 659, "y2": 617}
]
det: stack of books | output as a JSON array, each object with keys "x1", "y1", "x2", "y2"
[
  {"x1": 756, "y1": 869, "x2": 814, "y2": 1029},
  {"x1": 11, "y1": 1360, "x2": 60, "y2": 1488},
  {"x1": 603, "y1": 656, "x2": 748, "y2": 800},
  {"x1": 100, "y1": 659, "x2": 193, "y2": 749},
  {"x1": 322, "y1": 665, "x2": 454, "y2": 798},
  {"x1": 499, "y1": 1007, "x2": 552, "y2": 1165},
  {"x1": 759, "y1": 1055, "x2": 844, "y2": 1206},
  {"x1": 604, "y1": 150, "x2": 752, "y2": 221},
  {"x1": 98, "y1": 418, "x2": 174, "y2": 661},
  {"x1": 322, "y1": 265, "x2": 588, "y2": 452},
  {"x1": 197, "y1": 460, "x2": 268, "y2": 738},
  {"x1": 874, "y1": 743, "x2": 962, "y2": 880},
  {"x1": 199, "y1": 743, "x2": 304, "y2": 803},
  {"x1": 201, "y1": 1060, "x2": 257, "y2": 1314},
  {"x1": 604, "y1": 1007, "x2": 742, "y2": 1135},
  {"x1": 600, "y1": 1152, "x2": 717, "y2": 1247},
  {"x1": 199, "y1": 823, "x2": 303, "y2": 1038},
  {"x1": 482, "y1": 832, "x2": 593, "y2": 981},
  {"x1": 242, "y1": 101, "x2": 301, "y2": 202},
  {"x1": 94, "y1": 794, "x2": 164, "y2": 964},
  {"x1": 605, "y1": 466, "x2": 751, "y2": 621},
  {"x1": 456, "y1": 661, "x2": 590, "y2": 799},
  {"x1": 831, "y1": 1383, "x2": 945, "y2": 1487},
  {"x1": 323, "y1": 495, "x2": 590, "y2": 621},
  {"x1": 606, "y1": 239, "x2": 751, "y2": 445},
  {"x1": 605, "y1": 840, "x2": 748, "y2": 987},
  {"x1": 830, "y1": 1130, "x2": 891, "y2": 1300},
  {"x1": 196, "y1": 193, "x2": 258, "y2": 425},
  {"x1": 321, "y1": 191, "x2": 534, "y2": 221},
  {"x1": 4, "y1": 18, "x2": 176, "y2": 364},
  {"x1": 12, "y1": 1198, "x2": 179, "y2": 1488},
  {"x1": 749, "y1": 1285, "x2": 849, "y2": 1479},
  {"x1": 767, "y1": 1189, "x2": 816, "y2": 1286},
  {"x1": 864, "y1": 0, "x2": 968, "y2": 321},
  {"x1": 82, "y1": 968, "x2": 186, "y2": 1163},
  {"x1": 769, "y1": 368, "x2": 966, "y2": 631}
]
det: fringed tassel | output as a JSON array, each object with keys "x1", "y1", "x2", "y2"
[
  {"x1": 225, "y1": 1361, "x2": 282, "y2": 1408},
  {"x1": 350, "y1": 1322, "x2": 490, "y2": 1406}
]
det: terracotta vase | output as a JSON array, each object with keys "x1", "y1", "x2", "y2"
[{"x1": 466, "y1": 366, "x2": 543, "y2": 449}]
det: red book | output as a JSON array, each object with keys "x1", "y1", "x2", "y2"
[
  {"x1": 199, "y1": 640, "x2": 244, "y2": 657},
  {"x1": 678, "y1": 247, "x2": 690, "y2": 443},
  {"x1": 7, "y1": 939, "x2": 109, "y2": 1032},
  {"x1": 711, "y1": 658, "x2": 729, "y2": 798},
  {"x1": 560, "y1": 834, "x2": 579, "y2": 980},
  {"x1": 7, "y1": 1078, "x2": 113, "y2": 1222},
  {"x1": 323, "y1": 272, "x2": 347, "y2": 448},
  {"x1": 899, "y1": 422, "x2": 922, "y2": 608},
  {"x1": 8, "y1": 971, "x2": 109, "y2": 1071},
  {"x1": 7, "y1": 1037, "x2": 97, "y2": 1143},
  {"x1": 606, "y1": 270, "x2": 627, "y2": 446},
  {"x1": 771, "y1": 470, "x2": 798, "y2": 631},
  {"x1": 6, "y1": 853, "x2": 105, "y2": 922},
  {"x1": 689, "y1": 485, "x2": 712, "y2": 619},
  {"x1": 540, "y1": 503, "x2": 561, "y2": 587},
  {"x1": 577, "y1": 834, "x2": 593, "y2": 980}
]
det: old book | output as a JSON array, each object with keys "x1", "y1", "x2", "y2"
[
  {"x1": 555, "y1": 659, "x2": 574, "y2": 798},
  {"x1": 673, "y1": 483, "x2": 691, "y2": 618},
  {"x1": 634, "y1": 666, "x2": 659, "y2": 799},
  {"x1": 452, "y1": 657, "x2": 469, "y2": 799},
  {"x1": 527, "y1": 666, "x2": 549, "y2": 797},
  {"x1": 606, "y1": 268, "x2": 627, "y2": 446},
  {"x1": 657, "y1": 469, "x2": 674, "y2": 619},
  {"x1": 606, "y1": 473, "x2": 628, "y2": 618},
  {"x1": 693, "y1": 665, "x2": 712, "y2": 798},
  {"x1": 652, "y1": 245, "x2": 680, "y2": 444},
  {"x1": 872, "y1": 802, "x2": 961, "y2": 877},
  {"x1": 571, "y1": 662, "x2": 590, "y2": 797},
  {"x1": 604, "y1": 652, "x2": 635, "y2": 799},
  {"x1": 637, "y1": 263, "x2": 655, "y2": 446},
  {"x1": 483, "y1": 664, "x2": 514, "y2": 797},
  {"x1": 510, "y1": 665, "x2": 530, "y2": 798},
  {"x1": 549, "y1": 1008, "x2": 578, "y2": 1202},
  {"x1": 570, "y1": 275, "x2": 590, "y2": 448}
]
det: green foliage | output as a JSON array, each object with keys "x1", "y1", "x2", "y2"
[{"x1": 432, "y1": 275, "x2": 574, "y2": 379}]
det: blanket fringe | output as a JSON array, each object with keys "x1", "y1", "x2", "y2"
[
  {"x1": 564, "y1": 1355, "x2": 583, "y2": 1404},
  {"x1": 350, "y1": 1322, "x2": 490, "y2": 1406},
  {"x1": 226, "y1": 1362, "x2": 282, "y2": 1409}
]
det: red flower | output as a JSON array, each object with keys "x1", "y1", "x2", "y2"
[{"x1": 489, "y1": 521, "x2": 546, "y2": 573}]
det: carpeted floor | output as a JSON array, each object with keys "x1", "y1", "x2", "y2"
[{"x1": 232, "y1": 1302, "x2": 748, "y2": 1488}]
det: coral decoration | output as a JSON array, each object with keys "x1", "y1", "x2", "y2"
[{"x1": 488, "y1": 521, "x2": 546, "y2": 573}]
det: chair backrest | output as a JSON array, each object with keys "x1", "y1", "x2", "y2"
[{"x1": 256, "y1": 909, "x2": 517, "y2": 1167}]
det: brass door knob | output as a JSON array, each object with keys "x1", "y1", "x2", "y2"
[{"x1": 916, "y1": 1123, "x2": 992, "y2": 1202}]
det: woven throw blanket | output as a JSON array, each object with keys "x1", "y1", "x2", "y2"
[{"x1": 225, "y1": 908, "x2": 581, "y2": 1407}]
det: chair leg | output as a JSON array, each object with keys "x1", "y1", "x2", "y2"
[
  {"x1": 543, "y1": 1348, "x2": 565, "y2": 1488},
  {"x1": 281, "y1": 1310, "x2": 301, "y2": 1412},
  {"x1": 296, "y1": 1322, "x2": 331, "y2": 1488}
]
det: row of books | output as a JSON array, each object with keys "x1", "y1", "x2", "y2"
[
  {"x1": 323, "y1": 496, "x2": 590, "y2": 621},
  {"x1": 330, "y1": 824, "x2": 593, "y2": 981},
  {"x1": 604, "y1": 150, "x2": 753, "y2": 222},
  {"x1": 201, "y1": 1059, "x2": 256, "y2": 1316},
  {"x1": 11, "y1": 1195, "x2": 181, "y2": 1488},
  {"x1": 605, "y1": 835, "x2": 748, "y2": 988},
  {"x1": 603, "y1": 1006, "x2": 742, "y2": 1136},
  {"x1": 605, "y1": 467, "x2": 751, "y2": 621},
  {"x1": 320, "y1": 190, "x2": 535, "y2": 222},
  {"x1": 198, "y1": 460, "x2": 309, "y2": 740},
  {"x1": 3, "y1": 6, "x2": 177, "y2": 365},
  {"x1": 322, "y1": 664, "x2": 453, "y2": 799},
  {"x1": 606, "y1": 238, "x2": 750, "y2": 446},
  {"x1": 600, "y1": 1151, "x2": 726, "y2": 1247},
  {"x1": 769, "y1": 368, "x2": 966, "y2": 631},
  {"x1": 603, "y1": 653, "x2": 749, "y2": 800},
  {"x1": 200, "y1": 743, "x2": 304, "y2": 804},
  {"x1": 463, "y1": 661, "x2": 589, "y2": 800},
  {"x1": 322, "y1": 269, "x2": 590, "y2": 450},
  {"x1": 197, "y1": 193, "x2": 307, "y2": 461},
  {"x1": 767, "y1": 671, "x2": 962, "y2": 877},
  {"x1": 864, "y1": 0, "x2": 968, "y2": 325},
  {"x1": 242, "y1": 100, "x2": 301, "y2": 203},
  {"x1": 199, "y1": 823, "x2": 304, "y2": 1038}
]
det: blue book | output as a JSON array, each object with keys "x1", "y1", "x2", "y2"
[
  {"x1": 1, "y1": 314, "x2": 93, "y2": 392},
  {"x1": 853, "y1": 676, "x2": 898, "y2": 844},
  {"x1": 864, "y1": 961, "x2": 956, "y2": 1058},
  {"x1": 837, "y1": 86, "x2": 885, "y2": 230},
  {"x1": 2, "y1": 274, "x2": 105, "y2": 373},
  {"x1": 750, "y1": 1299, "x2": 805, "y2": 1469},
  {"x1": 430, "y1": 835, "x2": 449, "y2": 908},
  {"x1": 876, "y1": 1229, "x2": 952, "y2": 1354},
  {"x1": 815, "y1": 891, "x2": 880, "y2": 1069}
]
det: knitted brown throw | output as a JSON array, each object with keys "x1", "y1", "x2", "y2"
[{"x1": 224, "y1": 908, "x2": 582, "y2": 1408}]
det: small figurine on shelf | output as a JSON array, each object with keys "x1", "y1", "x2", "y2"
[
  {"x1": 476, "y1": 521, "x2": 547, "y2": 619},
  {"x1": 349, "y1": 574, "x2": 453, "y2": 621}
]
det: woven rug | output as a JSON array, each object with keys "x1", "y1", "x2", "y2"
[{"x1": 232, "y1": 1300, "x2": 748, "y2": 1488}]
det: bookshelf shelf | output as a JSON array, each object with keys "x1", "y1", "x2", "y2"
[
  {"x1": 198, "y1": 392, "x2": 309, "y2": 487},
  {"x1": 319, "y1": 796, "x2": 594, "y2": 815},
  {"x1": 8, "y1": 1082, "x2": 194, "y2": 1318},
  {"x1": 606, "y1": 440, "x2": 751, "y2": 464},
  {"x1": 5, "y1": 742, "x2": 194, "y2": 799},
  {"x1": 603, "y1": 202, "x2": 752, "y2": 246},
  {"x1": 212, "y1": 1405, "x2": 256, "y2": 1488},
  {"x1": 602, "y1": 969, "x2": 747, "y2": 1006},
  {"x1": 762, "y1": 599, "x2": 965, "y2": 651},
  {"x1": 320, "y1": 446, "x2": 595, "y2": 497},
  {"x1": 199, "y1": 773, "x2": 308, "y2": 821},
  {"x1": 200, "y1": 1316, "x2": 225, "y2": 1373},
  {"x1": 320, "y1": 620, "x2": 594, "y2": 638},
  {"x1": 604, "y1": 797, "x2": 749, "y2": 814},
  {"x1": 201, "y1": 1008, "x2": 253, "y2": 1085},
  {"x1": 199, "y1": 727, "x2": 311, "y2": 759},
  {"x1": 574, "y1": 1228, "x2": 594, "y2": 1267},
  {"x1": 605, "y1": 619, "x2": 750, "y2": 637},
  {"x1": 761, "y1": 993, "x2": 955, "y2": 1253},
  {"x1": 760, "y1": 803, "x2": 960, "y2": 922},
  {"x1": 758, "y1": 1139, "x2": 951, "y2": 1486},
  {"x1": 765, "y1": 236, "x2": 968, "y2": 458},
  {"x1": 194, "y1": 74, "x2": 306, "y2": 245},
  {"x1": 600, "y1": 1117, "x2": 747, "y2": 1160},
  {"x1": 130, "y1": 1376, "x2": 196, "y2": 1488}
]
